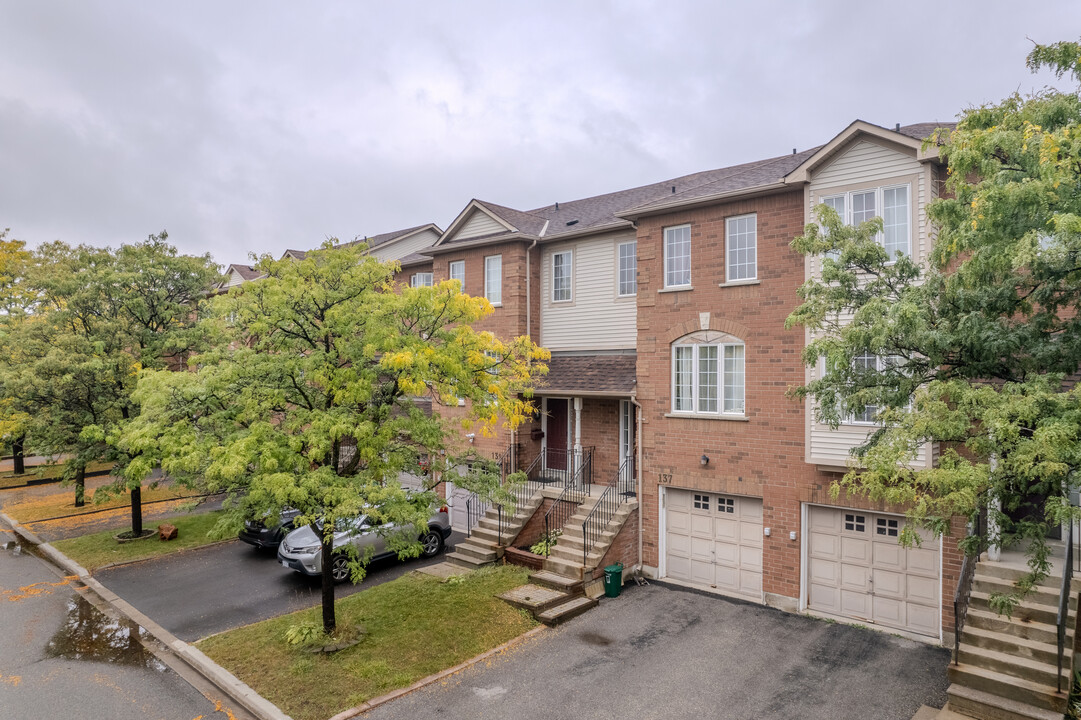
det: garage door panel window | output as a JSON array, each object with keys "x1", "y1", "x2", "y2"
[
  {"x1": 876, "y1": 517, "x2": 899, "y2": 537},
  {"x1": 844, "y1": 513, "x2": 866, "y2": 532}
]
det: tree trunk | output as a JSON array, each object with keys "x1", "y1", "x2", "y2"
[
  {"x1": 12, "y1": 435, "x2": 24, "y2": 475},
  {"x1": 321, "y1": 531, "x2": 336, "y2": 635},
  {"x1": 74, "y1": 465, "x2": 85, "y2": 508},
  {"x1": 131, "y1": 486, "x2": 142, "y2": 536}
]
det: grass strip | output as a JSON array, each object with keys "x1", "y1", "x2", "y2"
[
  {"x1": 197, "y1": 565, "x2": 537, "y2": 720},
  {"x1": 51, "y1": 510, "x2": 228, "y2": 571},
  {"x1": 4, "y1": 483, "x2": 189, "y2": 523}
]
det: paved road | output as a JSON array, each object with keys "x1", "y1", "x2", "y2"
[
  {"x1": 97, "y1": 531, "x2": 469, "y2": 641},
  {"x1": 364, "y1": 582, "x2": 950, "y2": 720},
  {"x1": 0, "y1": 520, "x2": 247, "y2": 720}
]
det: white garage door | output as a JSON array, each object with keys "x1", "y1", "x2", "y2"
[
  {"x1": 806, "y1": 505, "x2": 940, "y2": 637},
  {"x1": 666, "y1": 489, "x2": 763, "y2": 598}
]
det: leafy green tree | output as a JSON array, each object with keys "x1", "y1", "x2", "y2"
[
  {"x1": 0, "y1": 234, "x2": 220, "y2": 521},
  {"x1": 786, "y1": 38, "x2": 1081, "y2": 611},
  {"x1": 120, "y1": 242, "x2": 547, "y2": 634},
  {"x1": 0, "y1": 229, "x2": 34, "y2": 474}
]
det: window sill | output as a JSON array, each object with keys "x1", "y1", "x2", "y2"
[
  {"x1": 487, "y1": 302, "x2": 503, "y2": 307},
  {"x1": 717, "y1": 279, "x2": 760, "y2": 288},
  {"x1": 658, "y1": 286, "x2": 693, "y2": 294},
  {"x1": 664, "y1": 412, "x2": 749, "y2": 422}
]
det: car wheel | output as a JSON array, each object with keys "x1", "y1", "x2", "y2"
[
  {"x1": 330, "y1": 554, "x2": 350, "y2": 583},
  {"x1": 421, "y1": 529, "x2": 444, "y2": 558}
]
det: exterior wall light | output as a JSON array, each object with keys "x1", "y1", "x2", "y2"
[{"x1": 700, "y1": 454, "x2": 709, "y2": 466}]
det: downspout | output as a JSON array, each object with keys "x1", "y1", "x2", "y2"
[
  {"x1": 523, "y1": 235, "x2": 540, "y2": 473},
  {"x1": 631, "y1": 392, "x2": 644, "y2": 575}
]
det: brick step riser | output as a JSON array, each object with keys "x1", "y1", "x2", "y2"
[
  {"x1": 957, "y1": 649, "x2": 1063, "y2": 688},
  {"x1": 962, "y1": 631, "x2": 1060, "y2": 666},
  {"x1": 947, "y1": 686, "x2": 1066, "y2": 720},
  {"x1": 537, "y1": 597, "x2": 598, "y2": 626},
  {"x1": 966, "y1": 611, "x2": 1067, "y2": 645},
  {"x1": 947, "y1": 666, "x2": 1067, "y2": 713},
  {"x1": 529, "y1": 576, "x2": 584, "y2": 594}
]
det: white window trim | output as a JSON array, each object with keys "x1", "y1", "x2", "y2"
[
  {"x1": 617, "y1": 240, "x2": 637, "y2": 297},
  {"x1": 484, "y1": 255, "x2": 502, "y2": 306},
  {"x1": 448, "y1": 260, "x2": 465, "y2": 288},
  {"x1": 552, "y1": 250, "x2": 573, "y2": 303},
  {"x1": 670, "y1": 340, "x2": 745, "y2": 417},
  {"x1": 820, "y1": 183, "x2": 911, "y2": 261},
  {"x1": 725, "y1": 213, "x2": 757, "y2": 283},
  {"x1": 663, "y1": 224, "x2": 692, "y2": 289},
  {"x1": 410, "y1": 272, "x2": 433, "y2": 288}
]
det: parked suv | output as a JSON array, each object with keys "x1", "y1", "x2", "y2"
[
  {"x1": 277, "y1": 507, "x2": 451, "y2": 582},
  {"x1": 238, "y1": 508, "x2": 301, "y2": 550}
]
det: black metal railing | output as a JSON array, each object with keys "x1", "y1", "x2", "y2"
[
  {"x1": 580, "y1": 455, "x2": 635, "y2": 569},
  {"x1": 465, "y1": 494, "x2": 488, "y2": 538},
  {"x1": 953, "y1": 506, "x2": 984, "y2": 665},
  {"x1": 524, "y1": 447, "x2": 594, "y2": 488},
  {"x1": 543, "y1": 482, "x2": 587, "y2": 543},
  {"x1": 1057, "y1": 518, "x2": 1075, "y2": 692}
]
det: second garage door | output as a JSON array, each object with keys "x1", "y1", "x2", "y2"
[
  {"x1": 666, "y1": 489, "x2": 762, "y2": 598},
  {"x1": 806, "y1": 505, "x2": 940, "y2": 638}
]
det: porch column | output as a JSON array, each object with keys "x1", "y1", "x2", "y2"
[
  {"x1": 573, "y1": 396, "x2": 583, "y2": 474},
  {"x1": 987, "y1": 452, "x2": 1000, "y2": 561}
]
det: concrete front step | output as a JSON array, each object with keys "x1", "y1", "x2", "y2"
[
  {"x1": 970, "y1": 591, "x2": 1063, "y2": 626},
  {"x1": 947, "y1": 682, "x2": 1066, "y2": 720},
  {"x1": 530, "y1": 569, "x2": 584, "y2": 593},
  {"x1": 976, "y1": 560, "x2": 1081, "y2": 592},
  {"x1": 451, "y1": 541, "x2": 498, "y2": 563},
  {"x1": 966, "y1": 607, "x2": 1071, "y2": 645},
  {"x1": 961, "y1": 625, "x2": 1061, "y2": 666},
  {"x1": 974, "y1": 575, "x2": 1079, "y2": 611},
  {"x1": 536, "y1": 595, "x2": 598, "y2": 626},
  {"x1": 544, "y1": 557, "x2": 583, "y2": 579},
  {"x1": 947, "y1": 663, "x2": 1067, "y2": 713},
  {"x1": 445, "y1": 551, "x2": 489, "y2": 569},
  {"x1": 957, "y1": 644, "x2": 1065, "y2": 688},
  {"x1": 498, "y1": 583, "x2": 569, "y2": 613},
  {"x1": 469, "y1": 526, "x2": 502, "y2": 544}
]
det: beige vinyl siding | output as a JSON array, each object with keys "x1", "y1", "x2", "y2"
[
  {"x1": 453, "y1": 210, "x2": 507, "y2": 241},
  {"x1": 368, "y1": 228, "x2": 440, "y2": 262},
  {"x1": 226, "y1": 269, "x2": 248, "y2": 288},
  {"x1": 540, "y1": 234, "x2": 636, "y2": 351},
  {"x1": 804, "y1": 137, "x2": 935, "y2": 468}
]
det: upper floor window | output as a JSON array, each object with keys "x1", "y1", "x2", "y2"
[
  {"x1": 485, "y1": 255, "x2": 502, "y2": 305},
  {"x1": 411, "y1": 272, "x2": 433, "y2": 287},
  {"x1": 552, "y1": 250, "x2": 573, "y2": 302},
  {"x1": 672, "y1": 331, "x2": 745, "y2": 416},
  {"x1": 821, "y1": 184, "x2": 910, "y2": 260},
  {"x1": 618, "y1": 241, "x2": 637, "y2": 296},
  {"x1": 449, "y1": 260, "x2": 465, "y2": 287},
  {"x1": 726, "y1": 213, "x2": 757, "y2": 282},
  {"x1": 664, "y1": 225, "x2": 691, "y2": 288}
]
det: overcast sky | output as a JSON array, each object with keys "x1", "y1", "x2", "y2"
[{"x1": 2, "y1": 2, "x2": 1080, "y2": 267}]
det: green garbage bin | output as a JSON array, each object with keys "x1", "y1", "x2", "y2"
[{"x1": 603, "y1": 562, "x2": 624, "y2": 598}]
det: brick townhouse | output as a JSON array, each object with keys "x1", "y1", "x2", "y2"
[{"x1": 225, "y1": 120, "x2": 965, "y2": 644}]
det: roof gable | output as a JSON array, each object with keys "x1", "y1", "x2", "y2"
[
  {"x1": 784, "y1": 120, "x2": 946, "y2": 184},
  {"x1": 436, "y1": 200, "x2": 522, "y2": 247}
]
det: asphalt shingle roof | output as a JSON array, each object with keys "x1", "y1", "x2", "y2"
[{"x1": 538, "y1": 354, "x2": 636, "y2": 395}]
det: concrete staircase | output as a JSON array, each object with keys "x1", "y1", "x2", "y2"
[
  {"x1": 500, "y1": 572, "x2": 598, "y2": 626},
  {"x1": 947, "y1": 555, "x2": 1080, "y2": 720},
  {"x1": 445, "y1": 493, "x2": 543, "y2": 569},
  {"x1": 543, "y1": 498, "x2": 638, "y2": 581}
]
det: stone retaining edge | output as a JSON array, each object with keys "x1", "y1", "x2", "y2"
[{"x1": 0, "y1": 511, "x2": 292, "y2": 720}]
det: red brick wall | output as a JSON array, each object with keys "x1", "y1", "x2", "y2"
[
  {"x1": 588, "y1": 508, "x2": 640, "y2": 582},
  {"x1": 514, "y1": 497, "x2": 557, "y2": 549},
  {"x1": 634, "y1": 188, "x2": 960, "y2": 635},
  {"x1": 578, "y1": 398, "x2": 622, "y2": 485}
]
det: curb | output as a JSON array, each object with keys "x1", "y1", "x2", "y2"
[
  {"x1": 0, "y1": 511, "x2": 291, "y2": 720},
  {"x1": 327, "y1": 624, "x2": 548, "y2": 720}
]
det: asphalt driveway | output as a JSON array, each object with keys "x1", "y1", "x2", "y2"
[
  {"x1": 364, "y1": 582, "x2": 949, "y2": 720},
  {"x1": 95, "y1": 532, "x2": 466, "y2": 641}
]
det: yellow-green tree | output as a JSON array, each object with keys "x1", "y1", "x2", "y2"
[{"x1": 121, "y1": 242, "x2": 547, "y2": 633}]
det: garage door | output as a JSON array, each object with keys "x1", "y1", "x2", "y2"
[
  {"x1": 666, "y1": 489, "x2": 762, "y2": 598},
  {"x1": 806, "y1": 505, "x2": 939, "y2": 637}
]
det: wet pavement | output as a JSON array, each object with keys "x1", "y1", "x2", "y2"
[
  {"x1": 23, "y1": 495, "x2": 226, "y2": 542},
  {"x1": 0, "y1": 519, "x2": 248, "y2": 720},
  {"x1": 97, "y1": 530, "x2": 468, "y2": 641}
]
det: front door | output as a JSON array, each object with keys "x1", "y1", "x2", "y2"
[{"x1": 546, "y1": 398, "x2": 569, "y2": 471}]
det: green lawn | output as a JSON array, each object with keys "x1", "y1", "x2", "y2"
[
  {"x1": 50, "y1": 510, "x2": 228, "y2": 570},
  {"x1": 4, "y1": 482, "x2": 189, "y2": 523},
  {"x1": 197, "y1": 565, "x2": 538, "y2": 720}
]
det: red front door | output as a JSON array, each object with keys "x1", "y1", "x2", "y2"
[{"x1": 546, "y1": 399, "x2": 568, "y2": 471}]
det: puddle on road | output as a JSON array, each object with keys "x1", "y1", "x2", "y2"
[
  {"x1": 45, "y1": 595, "x2": 166, "y2": 671},
  {"x1": 578, "y1": 631, "x2": 613, "y2": 646}
]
